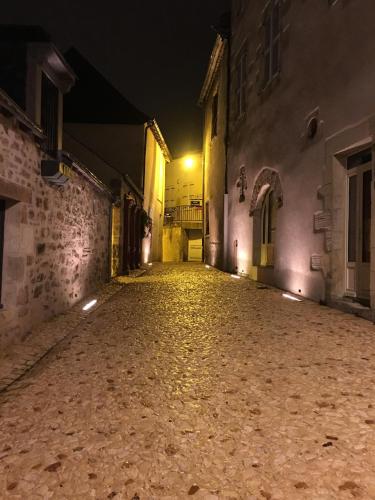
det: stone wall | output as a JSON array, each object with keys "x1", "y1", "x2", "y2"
[{"x1": 0, "y1": 113, "x2": 111, "y2": 349}]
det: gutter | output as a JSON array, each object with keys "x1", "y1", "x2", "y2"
[{"x1": 0, "y1": 88, "x2": 44, "y2": 139}]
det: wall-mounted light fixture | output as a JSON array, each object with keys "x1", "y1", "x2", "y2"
[{"x1": 184, "y1": 157, "x2": 194, "y2": 169}]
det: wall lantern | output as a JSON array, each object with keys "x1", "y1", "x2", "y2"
[{"x1": 184, "y1": 157, "x2": 194, "y2": 169}]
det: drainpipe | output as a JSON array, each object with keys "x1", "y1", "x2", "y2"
[
  {"x1": 142, "y1": 120, "x2": 153, "y2": 194},
  {"x1": 202, "y1": 142, "x2": 206, "y2": 262}
]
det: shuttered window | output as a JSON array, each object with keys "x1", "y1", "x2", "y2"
[
  {"x1": 264, "y1": 0, "x2": 281, "y2": 86},
  {"x1": 41, "y1": 72, "x2": 59, "y2": 153},
  {"x1": 235, "y1": 49, "x2": 247, "y2": 117},
  {"x1": 211, "y1": 93, "x2": 218, "y2": 138}
]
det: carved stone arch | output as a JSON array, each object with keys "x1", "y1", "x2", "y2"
[
  {"x1": 249, "y1": 167, "x2": 283, "y2": 268},
  {"x1": 249, "y1": 167, "x2": 283, "y2": 217}
]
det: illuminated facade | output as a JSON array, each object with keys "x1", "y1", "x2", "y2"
[
  {"x1": 163, "y1": 153, "x2": 203, "y2": 262},
  {"x1": 0, "y1": 28, "x2": 112, "y2": 348},
  {"x1": 63, "y1": 49, "x2": 170, "y2": 271},
  {"x1": 201, "y1": 1, "x2": 375, "y2": 318},
  {"x1": 199, "y1": 32, "x2": 229, "y2": 270}
]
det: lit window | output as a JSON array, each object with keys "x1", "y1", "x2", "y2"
[
  {"x1": 263, "y1": 0, "x2": 281, "y2": 86},
  {"x1": 261, "y1": 189, "x2": 277, "y2": 266},
  {"x1": 235, "y1": 48, "x2": 247, "y2": 118}
]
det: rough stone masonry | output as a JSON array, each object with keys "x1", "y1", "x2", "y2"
[{"x1": 0, "y1": 111, "x2": 111, "y2": 349}]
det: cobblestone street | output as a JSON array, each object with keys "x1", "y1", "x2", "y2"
[{"x1": 1, "y1": 263, "x2": 375, "y2": 499}]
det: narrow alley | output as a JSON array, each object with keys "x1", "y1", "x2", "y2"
[{"x1": 1, "y1": 264, "x2": 375, "y2": 499}]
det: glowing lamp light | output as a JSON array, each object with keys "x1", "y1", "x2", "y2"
[
  {"x1": 205, "y1": 264, "x2": 210, "y2": 269},
  {"x1": 82, "y1": 299, "x2": 97, "y2": 311},
  {"x1": 282, "y1": 293, "x2": 302, "y2": 302},
  {"x1": 148, "y1": 263, "x2": 153, "y2": 266},
  {"x1": 231, "y1": 274, "x2": 241, "y2": 280},
  {"x1": 184, "y1": 157, "x2": 194, "y2": 169}
]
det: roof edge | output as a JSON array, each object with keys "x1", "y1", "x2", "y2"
[
  {"x1": 0, "y1": 88, "x2": 44, "y2": 138},
  {"x1": 147, "y1": 119, "x2": 172, "y2": 163},
  {"x1": 198, "y1": 35, "x2": 225, "y2": 107}
]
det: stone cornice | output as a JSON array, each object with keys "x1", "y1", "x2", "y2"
[
  {"x1": 147, "y1": 119, "x2": 172, "y2": 163},
  {"x1": 198, "y1": 35, "x2": 225, "y2": 107}
]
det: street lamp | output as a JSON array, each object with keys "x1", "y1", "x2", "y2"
[{"x1": 184, "y1": 156, "x2": 194, "y2": 169}]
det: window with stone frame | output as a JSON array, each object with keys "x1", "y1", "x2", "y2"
[
  {"x1": 236, "y1": 0, "x2": 244, "y2": 17},
  {"x1": 263, "y1": 0, "x2": 281, "y2": 87},
  {"x1": 0, "y1": 199, "x2": 5, "y2": 308},
  {"x1": 211, "y1": 93, "x2": 218, "y2": 139},
  {"x1": 234, "y1": 47, "x2": 247, "y2": 118}
]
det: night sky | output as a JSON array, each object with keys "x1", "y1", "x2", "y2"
[{"x1": 2, "y1": 0, "x2": 230, "y2": 157}]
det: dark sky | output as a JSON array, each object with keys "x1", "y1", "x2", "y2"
[{"x1": 3, "y1": 0, "x2": 229, "y2": 157}]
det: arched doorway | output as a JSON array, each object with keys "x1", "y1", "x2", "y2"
[{"x1": 249, "y1": 167, "x2": 283, "y2": 269}]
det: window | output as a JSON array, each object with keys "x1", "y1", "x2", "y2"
[
  {"x1": 41, "y1": 72, "x2": 59, "y2": 153},
  {"x1": 263, "y1": 0, "x2": 281, "y2": 86},
  {"x1": 235, "y1": 48, "x2": 247, "y2": 117},
  {"x1": 205, "y1": 201, "x2": 210, "y2": 235},
  {"x1": 261, "y1": 189, "x2": 277, "y2": 266},
  {"x1": 236, "y1": 0, "x2": 244, "y2": 16},
  {"x1": 211, "y1": 93, "x2": 218, "y2": 139},
  {"x1": 0, "y1": 199, "x2": 5, "y2": 307}
]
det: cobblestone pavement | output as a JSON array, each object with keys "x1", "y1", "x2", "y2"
[{"x1": 1, "y1": 263, "x2": 375, "y2": 500}]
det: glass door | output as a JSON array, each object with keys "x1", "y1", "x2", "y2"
[{"x1": 346, "y1": 149, "x2": 372, "y2": 304}]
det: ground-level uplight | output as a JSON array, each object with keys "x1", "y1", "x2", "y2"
[
  {"x1": 230, "y1": 274, "x2": 241, "y2": 280},
  {"x1": 282, "y1": 293, "x2": 302, "y2": 302},
  {"x1": 82, "y1": 299, "x2": 97, "y2": 311},
  {"x1": 205, "y1": 264, "x2": 210, "y2": 269},
  {"x1": 148, "y1": 263, "x2": 153, "y2": 266}
]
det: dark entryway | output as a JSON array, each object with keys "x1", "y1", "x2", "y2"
[{"x1": 0, "y1": 199, "x2": 5, "y2": 307}]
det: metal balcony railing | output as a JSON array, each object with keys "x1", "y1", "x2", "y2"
[{"x1": 164, "y1": 205, "x2": 203, "y2": 225}]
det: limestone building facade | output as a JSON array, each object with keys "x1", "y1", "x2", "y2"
[
  {"x1": 201, "y1": 1, "x2": 375, "y2": 317},
  {"x1": 163, "y1": 152, "x2": 203, "y2": 262},
  {"x1": 199, "y1": 33, "x2": 229, "y2": 270}
]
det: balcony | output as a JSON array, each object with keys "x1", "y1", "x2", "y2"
[{"x1": 164, "y1": 205, "x2": 203, "y2": 225}]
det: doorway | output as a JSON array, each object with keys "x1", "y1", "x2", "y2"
[
  {"x1": 346, "y1": 149, "x2": 372, "y2": 304},
  {"x1": 0, "y1": 199, "x2": 4, "y2": 306}
]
